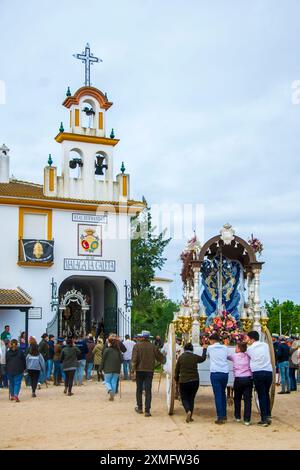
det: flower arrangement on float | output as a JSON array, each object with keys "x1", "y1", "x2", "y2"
[
  {"x1": 248, "y1": 233, "x2": 263, "y2": 256},
  {"x1": 201, "y1": 310, "x2": 247, "y2": 345}
]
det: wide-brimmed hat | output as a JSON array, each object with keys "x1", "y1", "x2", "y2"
[{"x1": 141, "y1": 330, "x2": 151, "y2": 338}]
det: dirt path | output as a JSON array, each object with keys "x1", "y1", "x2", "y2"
[{"x1": 0, "y1": 377, "x2": 299, "y2": 450}]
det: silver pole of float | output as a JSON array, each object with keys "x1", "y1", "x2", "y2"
[{"x1": 217, "y1": 248, "x2": 223, "y2": 314}]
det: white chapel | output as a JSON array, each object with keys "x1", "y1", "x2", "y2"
[{"x1": 0, "y1": 44, "x2": 144, "y2": 341}]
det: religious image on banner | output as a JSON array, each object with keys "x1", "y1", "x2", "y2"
[
  {"x1": 21, "y1": 239, "x2": 54, "y2": 262},
  {"x1": 200, "y1": 256, "x2": 244, "y2": 322},
  {"x1": 78, "y1": 224, "x2": 102, "y2": 256}
]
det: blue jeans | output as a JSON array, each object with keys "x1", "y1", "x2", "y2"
[
  {"x1": 210, "y1": 372, "x2": 229, "y2": 419},
  {"x1": 278, "y1": 361, "x2": 290, "y2": 392},
  {"x1": 289, "y1": 368, "x2": 297, "y2": 391},
  {"x1": 86, "y1": 362, "x2": 94, "y2": 380},
  {"x1": 75, "y1": 359, "x2": 86, "y2": 385},
  {"x1": 253, "y1": 371, "x2": 272, "y2": 422},
  {"x1": 53, "y1": 360, "x2": 64, "y2": 382},
  {"x1": 104, "y1": 373, "x2": 119, "y2": 394},
  {"x1": 47, "y1": 359, "x2": 53, "y2": 380},
  {"x1": 7, "y1": 373, "x2": 23, "y2": 398},
  {"x1": 123, "y1": 360, "x2": 131, "y2": 380},
  {"x1": 38, "y1": 369, "x2": 45, "y2": 384}
]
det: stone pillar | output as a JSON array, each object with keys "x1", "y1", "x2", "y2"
[
  {"x1": 192, "y1": 267, "x2": 200, "y2": 346},
  {"x1": 59, "y1": 309, "x2": 63, "y2": 337},
  {"x1": 247, "y1": 271, "x2": 252, "y2": 306}
]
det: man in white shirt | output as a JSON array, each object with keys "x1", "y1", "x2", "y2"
[
  {"x1": 122, "y1": 335, "x2": 136, "y2": 380},
  {"x1": 247, "y1": 330, "x2": 273, "y2": 427},
  {"x1": 207, "y1": 333, "x2": 229, "y2": 424}
]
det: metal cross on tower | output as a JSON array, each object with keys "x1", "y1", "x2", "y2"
[{"x1": 73, "y1": 43, "x2": 102, "y2": 86}]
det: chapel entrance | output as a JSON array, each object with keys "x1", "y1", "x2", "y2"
[{"x1": 58, "y1": 275, "x2": 118, "y2": 338}]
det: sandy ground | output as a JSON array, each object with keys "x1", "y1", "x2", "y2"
[{"x1": 0, "y1": 376, "x2": 299, "y2": 450}]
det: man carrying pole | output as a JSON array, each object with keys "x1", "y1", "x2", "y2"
[{"x1": 131, "y1": 331, "x2": 165, "y2": 417}]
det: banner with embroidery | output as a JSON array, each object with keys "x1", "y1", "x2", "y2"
[{"x1": 200, "y1": 256, "x2": 243, "y2": 322}]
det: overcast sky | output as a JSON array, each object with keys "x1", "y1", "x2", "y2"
[{"x1": 1, "y1": 0, "x2": 300, "y2": 303}]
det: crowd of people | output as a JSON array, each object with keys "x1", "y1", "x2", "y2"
[
  {"x1": 272, "y1": 334, "x2": 299, "y2": 393},
  {"x1": 0, "y1": 325, "x2": 165, "y2": 417},
  {"x1": 0, "y1": 324, "x2": 299, "y2": 426}
]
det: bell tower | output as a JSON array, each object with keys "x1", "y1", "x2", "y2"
[
  {"x1": 0, "y1": 144, "x2": 10, "y2": 183},
  {"x1": 43, "y1": 44, "x2": 130, "y2": 203}
]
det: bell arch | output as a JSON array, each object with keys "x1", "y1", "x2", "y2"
[
  {"x1": 69, "y1": 148, "x2": 83, "y2": 179},
  {"x1": 81, "y1": 98, "x2": 96, "y2": 129},
  {"x1": 94, "y1": 150, "x2": 108, "y2": 179}
]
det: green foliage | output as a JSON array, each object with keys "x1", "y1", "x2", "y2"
[
  {"x1": 131, "y1": 289, "x2": 178, "y2": 339},
  {"x1": 131, "y1": 198, "x2": 177, "y2": 338},
  {"x1": 265, "y1": 298, "x2": 300, "y2": 336},
  {"x1": 131, "y1": 197, "x2": 171, "y2": 296}
]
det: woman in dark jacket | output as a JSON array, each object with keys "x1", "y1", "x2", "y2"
[
  {"x1": 101, "y1": 338, "x2": 122, "y2": 401},
  {"x1": 174, "y1": 342, "x2": 207, "y2": 422},
  {"x1": 60, "y1": 338, "x2": 81, "y2": 396},
  {"x1": 6, "y1": 339, "x2": 26, "y2": 402}
]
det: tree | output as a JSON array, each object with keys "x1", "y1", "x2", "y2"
[
  {"x1": 131, "y1": 197, "x2": 171, "y2": 296},
  {"x1": 131, "y1": 198, "x2": 177, "y2": 338},
  {"x1": 265, "y1": 298, "x2": 300, "y2": 336}
]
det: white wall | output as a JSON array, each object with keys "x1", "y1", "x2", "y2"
[
  {"x1": 0, "y1": 204, "x2": 132, "y2": 339},
  {"x1": 151, "y1": 280, "x2": 173, "y2": 298}
]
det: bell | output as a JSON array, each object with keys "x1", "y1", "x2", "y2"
[
  {"x1": 95, "y1": 164, "x2": 104, "y2": 176},
  {"x1": 95, "y1": 156, "x2": 108, "y2": 175},
  {"x1": 69, "y1": 158, "x2": 83, "y2": 169}
]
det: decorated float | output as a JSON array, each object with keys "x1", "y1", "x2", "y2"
[{"x1": 165, "y1": 224, "x2": 275, "y2": 415}]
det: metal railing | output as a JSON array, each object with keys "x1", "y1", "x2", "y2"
[{"x1": 117, "y1": 307, "x2": 131, "y2": 338}]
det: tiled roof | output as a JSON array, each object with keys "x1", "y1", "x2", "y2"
[
  {"x1": 0, "y1": 179, "x2": 143, "y2": 207},
  {"x1": 0, "y1": 287, "x2": 32, "y2": 306}
]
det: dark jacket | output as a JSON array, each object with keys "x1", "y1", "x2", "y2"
[
  {"x1": 86, "y1": 340, "x2": 96, "y2": 363},
  {"x1": 38, "y1": 339, "x2": 49, "y2": 361},
  {"x1": 53, "y1": 343, "x2": 63, "y2": 362},
  {"x1": 131, "y1": 340, "x2": 164, "y2": 372},
  {"x1": 48, "y1": 340, "x2": 55, "y2": 360},
  {"x1": 273, "y1": 341, "x2": 279, "y2": 362},
  {"x1": 277, "y1": 343, "x2": 290, "y2": 363},
  {"x1": 60, "y1": 345, "x2": 81, "y2": 370},
  {"x1": 175, "y1": 349, "x2": 207, "y2": 383},
  {"x1": 74, "y1": 340, "x2": 89, "y2": 360},
  {"x1": 6, "y1": 349, "x2": 26, "y2": 375},
  {"x1": 101, "y1": 346, "x2": 122, "y2": 374}
]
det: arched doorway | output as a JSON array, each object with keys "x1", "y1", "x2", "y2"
[{"x1": 58, "y1": 275, "x2": 118, "y2": 338}]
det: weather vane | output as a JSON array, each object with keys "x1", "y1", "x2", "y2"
[{"x1": 73, "y1": 43, "x2": 102, "y2": 87}]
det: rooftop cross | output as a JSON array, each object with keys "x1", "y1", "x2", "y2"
[{"x1": 73, "y1": 43, "x2": 102, "y2": 86}]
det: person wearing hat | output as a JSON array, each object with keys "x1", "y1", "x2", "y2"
[
  {"x1": 277, "y1": 336, "x2": 291, "y2": 394},
  {"x1": 131, "y1": 330, "x2": 165, "y2": 417}
]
